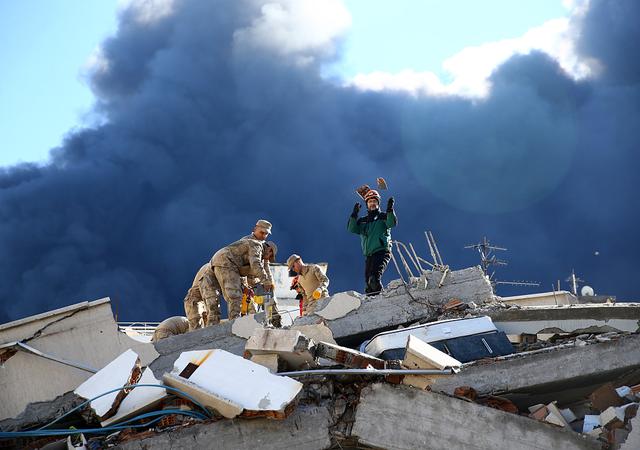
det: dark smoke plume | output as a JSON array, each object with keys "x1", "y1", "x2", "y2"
[{"x1": 1, "y1": 0, "x2": 639, "y2": 322}]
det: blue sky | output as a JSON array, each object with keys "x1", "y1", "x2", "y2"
[{"x1": 0, "y1": 0, "x2": 568, "y2": 167}]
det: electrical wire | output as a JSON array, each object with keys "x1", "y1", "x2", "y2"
[
  {"x1": 0, "y1": 409, "x2": 206, "y2": 439},
  {"x1": 37, "y1": 383, "x2": 211, "y2": 431}
]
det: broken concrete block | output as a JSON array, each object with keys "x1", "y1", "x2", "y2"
[
  {"x1": 163, "y1": 372, "x2": 243, "y2": 419},
  {"x1": 589, "y1": 382, "x2": 624, "y2": 411},
  {"x1": 101, "y1": 367, "x2": 166, "y2": 426},
  {"x1": 545, "y1": 401, "x2": 570, "y2": 428},
  {"x1": 314, "y1": 341, "x2": 385, "y2": 369},
  {"x1": 164, "y1": 349, "x2": 302, "y2": 419},
  {"x1": 74, "y1": 349, "x2": 141, "y2": 420},
  {"x1": 600, "y1": 406, "x2": 625, "y2": 428},
  {"x1": 250, "y1": 354, "x2": 279, "y2": 373},
  {"x1": 231, "y1": 314, "x2": 263, "y2": 339},
  {"x1": 401, "y1": 335, "x2": 460, "y2": 390},
  {"x1": 315, "y1": 292, "x2": 361, "y2": 320},
  {"x1": 545, "y1": 412, "x2": 568, "y2": 427},
  {"x1": 559, "y1": 407, "x2": 577, "y2": 424},
  {"x1": 245, "y1": 328, "x2": 316, "y2": 370},
  {"x1": 402, "y1": 335, "x2": 462, "y2": 371},
  {"x1": 291, "y1": 323, "x2": 336, "y2": 345}
]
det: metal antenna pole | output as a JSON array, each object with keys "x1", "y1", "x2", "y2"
[
  {"x1": 428, "y1": 231, "x2": 444, "y2": 267},
  {"x1": 425, "y1": 231, "x2": 438, "y2": 266},
  {"x1": 409, "y1": 242, "x2": 425, "y2": 272}
]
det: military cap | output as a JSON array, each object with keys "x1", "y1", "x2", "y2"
[
  {"x1": 287, "y1": 254, "x2": 301, "y2": 270},
  {"x1": 255, "y1": 219, "x2": 272, "y2": 234}
]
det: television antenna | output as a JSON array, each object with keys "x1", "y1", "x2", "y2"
[{"x1": 464, "y1": 236, "x2": 539, "y2": 288}]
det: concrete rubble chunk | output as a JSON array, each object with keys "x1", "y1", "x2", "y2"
[
  {"x1": 545, "y1": 401, "x2": 570, "y2": 427},
  {"x1": 315, "y1": 292, "x2": 362, "y2": 320},
  {"x1": 245, "y1": 328, "x2": 316, "y2": 370},
  {"x1": 163, "y1": 349, "x2": 302, "y2": 419},
  {"x1": 115, "y1": 405, "x2": 332, "y2": 450},
  {"x1": 352, "y1": 383, "x2": 601, "y2": 450},
  {"x1": 231, "y1": 314, "x2": 263, "y2": 339},
  {"x1": 293, "y1": 266, "x2": 493, "y2": 346},
  {"x1": 250, "y1": 354, "x2": 279, "y2": 373},
  {"x1": 74, "y1": 349, "x2": 141, "y2": 420},
  {"x1": 0, "y1": 298, "x2": 158, "y2": 421},
  {"x1": 291, "y1": 323, "x2": 336, "y2": 345},
  {"x1": 101, "y1": 367, "x2": 166, "y2": 427},
  {"x1": 599, "y1": 406, "x2": 624, "y2": 428},
  {"x1": 314, "y1": 341, "x2": 385, "y2": 369},
  {"x1": 402, "y1": 335, "x2": 460, "y2": 390},
  {"x1": 488, "y1": 304, "x2": 640, "y2": 336},
  {"x1": 430, "y1": 333, "x2": 640, "y2": 400}
]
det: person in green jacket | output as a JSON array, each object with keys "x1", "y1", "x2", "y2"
[{"x1": 347, "y1": 189, "x2": 397, "y2": 295}]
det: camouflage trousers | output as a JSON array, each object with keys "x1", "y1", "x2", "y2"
[
  {"x1": 183, "y1": 272, "x2": 221, "y2": 331},
  {"x1": 214, "y1": 266, "x2": 243, "y2": 320}
]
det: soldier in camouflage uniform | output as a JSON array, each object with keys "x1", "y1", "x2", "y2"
[
  {"x1": 211, "y1": 237, "x2": 274, "y2": 320},
  {"x1": 183, "y1": 262, "x2": 222, "y2": 331},
  {"x1": 287, "y1": 254, "x2": 329, "y2": 315},
  {"x1": 151, "y1": 316, "x2": 190, "y2": 342}
]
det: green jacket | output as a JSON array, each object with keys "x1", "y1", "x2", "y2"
[{"x1": 347, "y1": 209, "x2": 397, "y2": 256}]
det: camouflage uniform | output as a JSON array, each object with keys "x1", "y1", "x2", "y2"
[
  {"x1": 151, "y1": 316, "x2": 189, "y2": 342},
  {"x1": 183, "y1": 263, "x2": 222, "y2": 330},
  {"x1": 297, "y1": 264, "x2": 330, "y2": 315},
  {"x1": 211, "y1": 237, "x2": 272, "y2": 320}
]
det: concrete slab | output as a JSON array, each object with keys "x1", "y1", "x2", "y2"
[
  {"x1": 352, "y1": 383, "x2": 601, "y2": 450},
  {"x1": 231, "y1": 314, "x2": 264, "y2": 339},
  {"x1": 101, "y1": 368, "x2": 166, "y2": 426},
  {"x1": 74, "y1": 349, "x2": 141, "y2": 420},
  {"x1": 315, "y1": 292, "x2": 361, "y2": 320},
  {"x1": 0, "y1": 298, "x2": 158, "y2": 421},
  {"x1": 401, "y1": 335, "x2": 460, "y2": 390},
  {"x1": 115, "y1": 405, "x2": 332, "y2": 450},
  {"x1": 148, "y1": 320, "x2": 247, "y2": 379},
  {"x1": 488, "y1": 304, "x2": 640, "y2": 335},
  {"x1": 620, "y1": 413, "x2": 640, "y2": 450},
  {"x1": 290, "y1": 323, "x2": 336, "y2": 345},
  {"x1": 250, "y1": 354, "x2": 279, "y2": 372},
  {"x1": 165, "y1": 349, "x2": 302, "y2": 418},
  {"x1": 245, "y1": 329, "x2": 315, "y2": 370},
  {"x1": 294, "y1": 266, "x2": 493, "y2": 347},
  {"x1": 430, "y1": 334, "x2": 640, "y2": 404}
]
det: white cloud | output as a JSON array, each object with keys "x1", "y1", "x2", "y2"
[
  {"x1": 233, "y1": 0, "x2": 351, "y2": 65},
  {"x1": 117, "y1": 0, "x2": 176, "y2": 25},
  {"x1": 348, "y1": 3, "x2": 593, "y2": 99}
]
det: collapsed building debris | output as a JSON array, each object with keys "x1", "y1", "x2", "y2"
[
  {"x1": 163, "y1": 349, "x2": 302, "y2": 419},
  {"x1": 2, "y1": 264, "x2": 640, "y2": 449},
  {"x1": 0, "y1": 298, "x2": 158, "y2": 421}
]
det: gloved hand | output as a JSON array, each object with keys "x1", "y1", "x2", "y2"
[
  {"x1": 386, "y1": 197, "x2": 395, "y2": 212},
  {"x1": 352, "y1": 202, "x2": 361, "y2": 217}
]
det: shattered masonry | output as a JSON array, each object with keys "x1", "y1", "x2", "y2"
[{"x1": 1, "y1": 265, "x2": 639, "y2": 450}]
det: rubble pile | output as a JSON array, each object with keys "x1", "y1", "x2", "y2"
[{"x1": 1, "y1": 266, "x2": 640, "y2": 449}]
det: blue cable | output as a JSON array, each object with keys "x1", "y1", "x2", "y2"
[
  {"x1": 37, "y1": 383, "x2": 211, "y2": 431},
  {"x1": 0, "y1": 409, "x2": 208, "y2": 439}
]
